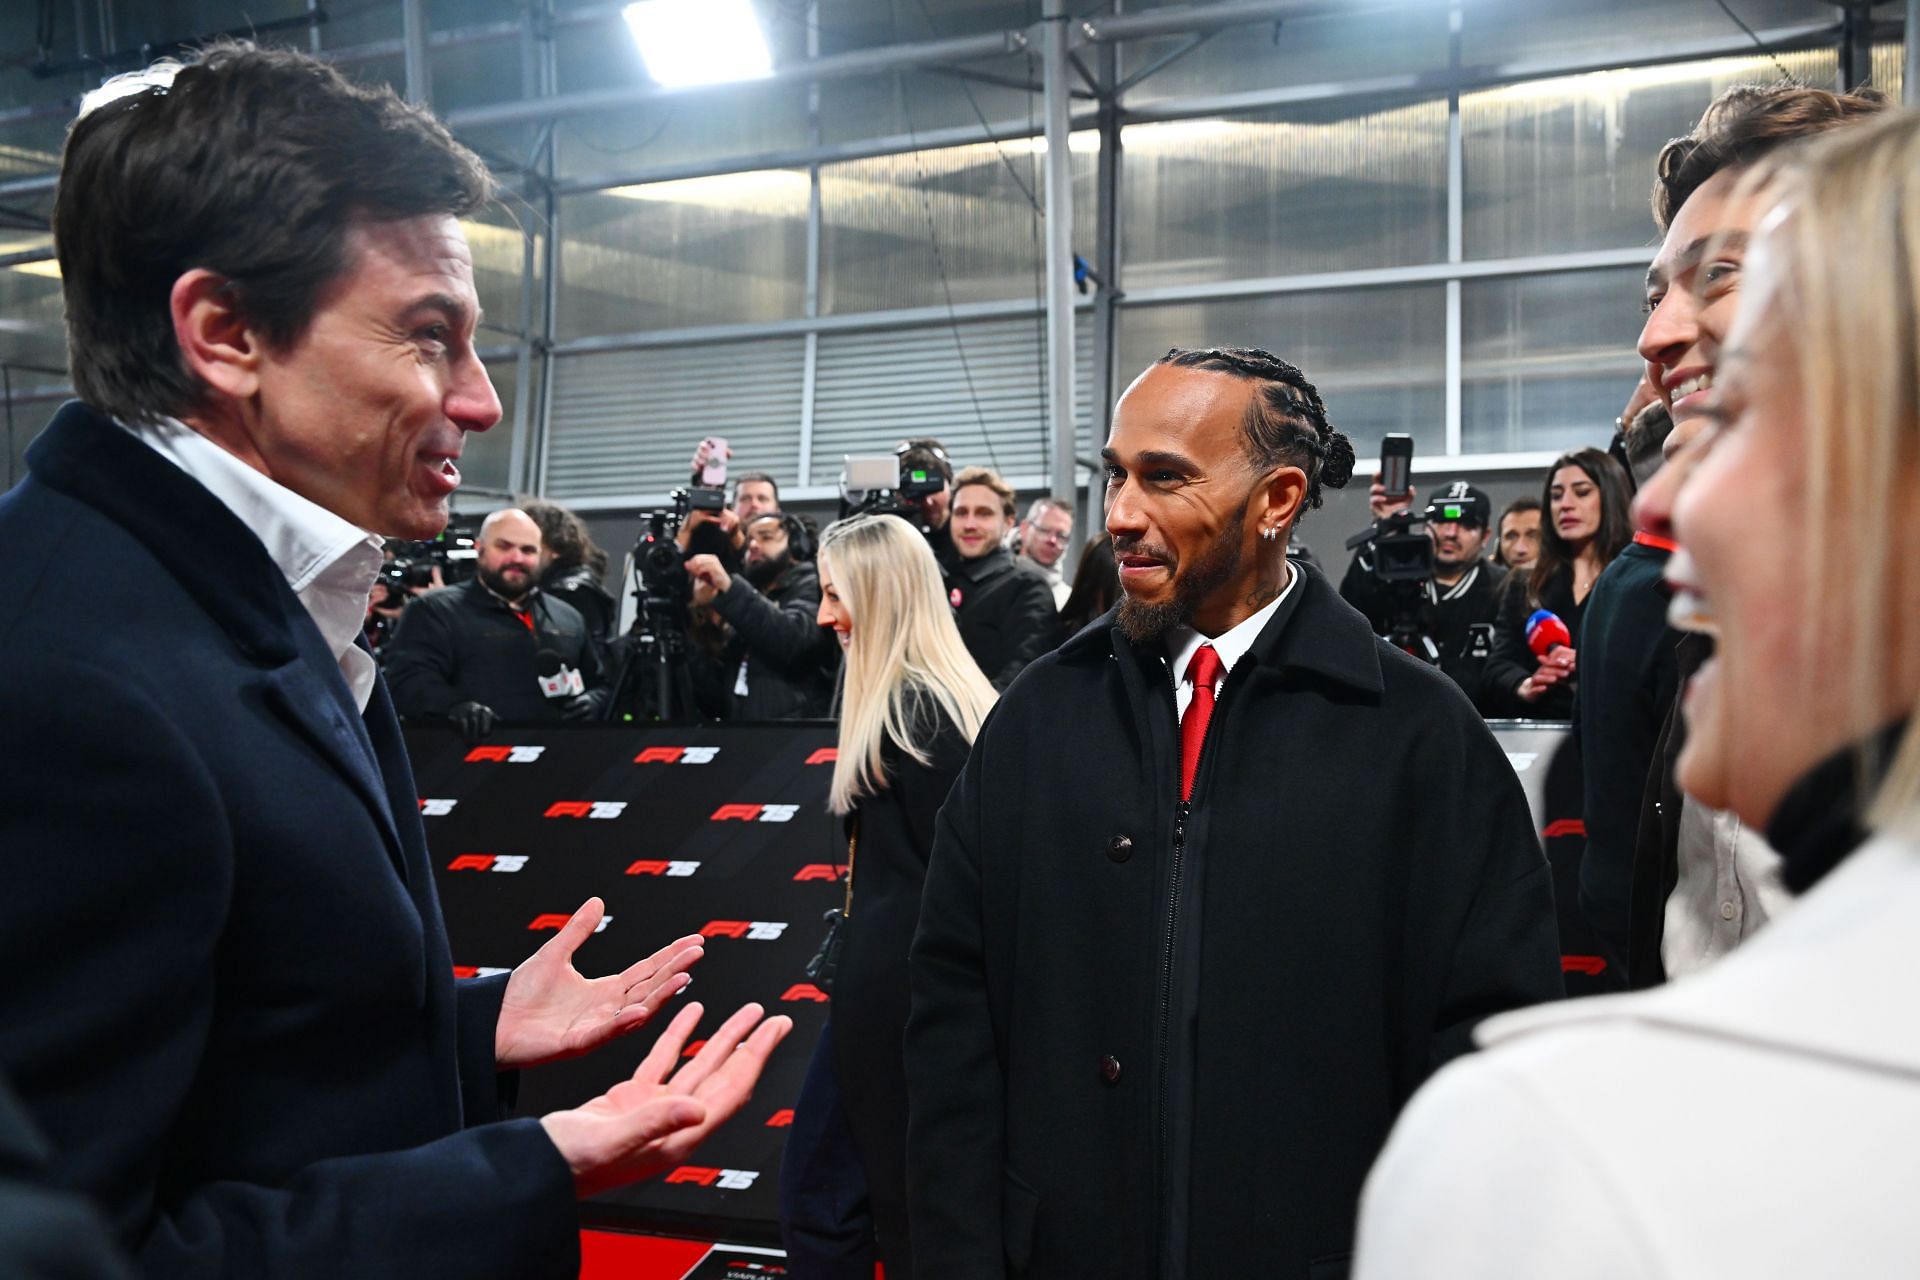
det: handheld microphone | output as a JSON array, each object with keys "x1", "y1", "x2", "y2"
[
  {"x1": 536, "y1": 650, "x2": 584, "y2": 699},
  {"x1": 1525, "y1": 609, "x2": 1572, "y2": 658}
]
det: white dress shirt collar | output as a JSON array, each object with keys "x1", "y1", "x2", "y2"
[
  {"x1": 120, "y1": 415, "x2": 385, "y2": 712},
  {"x1": 1164, "y1": 561, "x2": 1298, "y2": 715}
]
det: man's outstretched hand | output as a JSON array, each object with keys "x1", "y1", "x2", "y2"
[
  {"x1": 540, "y1": 1001, "x2": 794, "y2": 1198},
  {"x1": 495, "y1": 898, "x2": 704, "y2": 1069}
]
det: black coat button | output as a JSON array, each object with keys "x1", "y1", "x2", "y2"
[
  {"x1": 1107, "y1": 834, "x2": 1133, "y2": 863},
  {"x1": 1101, "y1": 1055, "x2": 1122, "y2": 1085}
]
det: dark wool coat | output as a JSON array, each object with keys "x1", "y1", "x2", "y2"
[
  {"x1": 1486, "y1": 562, "x2": 1586, "y2": 720},
  {"x1": 947, "y1": 547, "x2": 1064, "y2": 690},
  {"x1": 906, "y1": 564, "x2": 1563, "y2": 1280},
  {"x1": 0, "y1": 404, "x2": 577, "y2": 1277},
  {"x1": 383, "y1": 576, "x2": 602, "y2": 723}
]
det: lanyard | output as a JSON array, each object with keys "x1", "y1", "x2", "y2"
[{"x1": 1633, "y1": 530, "x2": 1678, "y2": 552}]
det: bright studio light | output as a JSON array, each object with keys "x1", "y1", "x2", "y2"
[{"x1": 623, "y1": 0, "x2": 774, "y2": 89}]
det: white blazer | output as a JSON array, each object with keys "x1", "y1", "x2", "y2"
[{"x1": 1355, "y1": 829, "x2": 1920, "y2": 1279}]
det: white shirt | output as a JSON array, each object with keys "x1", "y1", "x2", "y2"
[
  {"x1": 1163, "y1": 562, "x2": 1298, "y2": 720},
  {"x1": 120, "y1": 416, "x2": 386, "y2": 712},
  {"x1": 1662, "y1": 799, "x2": 1789, "y2": 979}
]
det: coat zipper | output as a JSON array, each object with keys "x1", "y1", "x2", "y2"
[{"x1": 1155, "y1": 796, "x2": 1191, "y2": 1190}]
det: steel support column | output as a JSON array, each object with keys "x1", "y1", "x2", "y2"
[
  {"x1": 401, "y1": 0, "x2": 433, "y2": 108},
  {"x1": 1907, "y1": 0, "x2": 1919, "y2": 105},
  {"x1": 1042, "y1": 0, "x2": 1079, "y2": 507},
  {"x1": 1083, "y1": 21, "x2": 1123, "y2": 561}
]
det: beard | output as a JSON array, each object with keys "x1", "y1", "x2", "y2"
[
  {"x1": 1113, "y1": 505, "x2": 1246, "y2": 645},
  {"x1": 478, "y1": 562, "x2": 533, "y2": 602},
  {"x1": 744, "y1": 549, "x2": 792, "y2": 589}
]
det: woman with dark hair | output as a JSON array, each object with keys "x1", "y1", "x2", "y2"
[
  {"x1": 1485, "y1": 447, "x2": 1633, "y2": 719},
  {"x1": 1056, "y1": 531, "x2": 1119, "y2": 635}
]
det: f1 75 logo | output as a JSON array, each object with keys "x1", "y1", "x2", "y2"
[
  {"x1": 626, "y1": 860, "x2": 702, "y2": 877},
  {"x1": 793, "y1": 864, "x2": 849, "y2": 882},
  {"x1": 701, "y1": 921, "x2": 788, "y2": 941},
  {"x1": 447, "y1": 854, "x2": 529, "y2": 873},
  {"x1": 711, "y1": 803, "x2": 800, "y2": 823},
  {"x1": 544, "y1": 801, "x2": 628, "y2": 819},
  {"x1": 465, "y1": 745, "x2": 545, "y2": 763},
  {"x1": 635, "y1": 746, "x2": 721, "y2": 765},
  {"x1": 665, "y1": 1167, "x2": 759, "y2": 1190},
  {"x1": 419, "y1": 798, "x2": 458, "y2": 816},
  {"x1": 530, "y1": 913, "x2": 613, "y2": 932}
]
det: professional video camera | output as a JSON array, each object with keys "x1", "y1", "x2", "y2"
[
  {"x1": 610, "y1": 489, "x2": 701, "y2": 723},
  {"x1": 1344, "y1": 433, "x2": 1439, "y2": 663},
  {"x1": 838, "y1": 451, "x2": 947, "y2": 519},
  {"x1": 381, "y1": 515, "x2": 482, "y2": 593}
]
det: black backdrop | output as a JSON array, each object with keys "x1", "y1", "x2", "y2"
[{"x1": 411, "y1": 716, "x2": 1599, "y2": 1247}]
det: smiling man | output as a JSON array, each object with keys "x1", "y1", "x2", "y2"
[
  {"x1": 905, "y1": 347, "x2": 1562, "y2": 1280},
  {"x1": 943, "y1": 465, "x2": 1062, "y2": 690},
  {"x1": 384, "y1": 507, "x2": 607, "y2": 741},
  {"x1": 0, "y1": 42, "x2": 788, "y2": 1278}
]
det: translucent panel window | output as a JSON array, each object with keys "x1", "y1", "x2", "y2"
[
  {"x1": 0, "y1": 253, "x2": 70, "y2": 386},
  {"x1": 818, "y1": 64, "x2": 1041, "y2": 148},
  {"x1": 1461, "y1": 268, "x2": 1646, "y2": 456},
  {"x1": 1121, "y1": 99, "x2": 1448, "y2": 291},
  {"x1": 458, "y1": 360, "x2": 523, "y2": 494},
  {"x1": 1459, "y1": 0, "x2": 1837, "y2": 66},
  {"x1": 1117, "y1": 288, "x2": 1447, "y2": 455},
  {"x1": 820, "y1": 136, "x2": 1096, "y2": 315},
  {"x1": 460, "y1": 208, "x2": 541, "y2": 348},
  {"x1": 1462, "y1": 48, "x2": 1839, "y2": 260},
  {"x1": 546, "y1": 11, "x2": 814, "y2": 179},
  {"x1": 1119, "y1": 8, "x2": 1449, "y2": 108},
  {"x1": 557, "y1": 171, "x2": 810, "y2": 340},
  {"x1": 1873, "y1": 42, "x2": 1905, "y2": 103}
]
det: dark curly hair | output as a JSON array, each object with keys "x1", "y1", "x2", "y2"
[
  {"x1": 1652, "y1": 82, "x2": 1889, "y2": 232},
  {"x1": 1155, "y1": 346, "x2": 1356, "y2": 515}
]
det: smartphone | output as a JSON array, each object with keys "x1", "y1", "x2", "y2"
[
  {"x1": 1379, "y1": 433, "x2": 1414, "y2": 501},
  {"x1": 701, "y1": 436, "x2": 728, "y2": 488}
]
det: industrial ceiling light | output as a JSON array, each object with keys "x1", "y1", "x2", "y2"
[{"x1": 623, "y1": 0, "x2": 774, "y2": 89}]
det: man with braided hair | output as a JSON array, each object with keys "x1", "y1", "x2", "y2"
[{"x1": 906, "y1": 347, "x2": 1562, "y2": 1280}]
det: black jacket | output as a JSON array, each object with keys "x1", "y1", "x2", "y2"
[
  {"x1": 1575, "y1": 541, "x2": 1680, "y2": 978},
  {"x1": 1338, "y1": 554, "x2": 1507, "y2": 714},
  {"x1": 540, "y1": 563, "x2": 617, "y2": 648},
  {"x1": 906, "y1": 564, "x2": 1562, "y2": 1280},
  {"x1": 828, "y1": 708, "x2": 971, "y2": 1280},
  {"x1": 1486, "y1": 564, "x2": 1586, "y2": 720},
  {"x1": 383, "y1": 577, "x2": 602, "y2": 722},
  {"x1": 706, "y1": 561, "x2": 839, "y2": 721},
  {"x1": 0, "y1": 403, "x2": 576, "y2": 1276},
  {"x1": 947, "y1": 548, "x2": 1062, "y2": 690},
  {"x1": 1626, "y1": 632, "x2": 1712, "y2": 988}
]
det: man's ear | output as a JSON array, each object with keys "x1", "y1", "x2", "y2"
[
  {"x1": 170, "y1": 268, "x2": 261, "y2": 403},
  {"x1": 1260, "y1": 464, "x2": 1310, "y2": 541}
]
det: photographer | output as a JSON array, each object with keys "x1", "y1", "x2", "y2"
[
  {"x1": 685, "y1": 512, "x2": 838, "y2": 721},
  {"x1": 384, "y1": 507, "x2": 605, "y2": 739},
  {"x1": 1340, "y1": 478, "x2": 1507, "y2": 713},
  {"x1": 675, "y1": 437, "x2": 779, "y2": 563}
]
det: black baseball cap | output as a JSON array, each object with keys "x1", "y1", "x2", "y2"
[{"x1": 1423, "y1": 481, "x2": 1491, "y2": 528}]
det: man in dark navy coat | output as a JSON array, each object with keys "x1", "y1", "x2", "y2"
[
  {"x1": 905, "y1": 348, "x2": 1563, "y2": 1280},
  {"x1": 0, "y1": 43, "x2": 789, "y2": 1277}
]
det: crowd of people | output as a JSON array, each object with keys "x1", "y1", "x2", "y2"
[{"x1": 2, "y1": 35, "x2": 1917, "y2": 1280}]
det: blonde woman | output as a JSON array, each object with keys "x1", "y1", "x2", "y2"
[
  {"x1": 1357, "y1": 108, "x2": 1920, "y2": 1277},
  {"x1": 778, "y1": 514, "x2": 995, "y2": 1280}
]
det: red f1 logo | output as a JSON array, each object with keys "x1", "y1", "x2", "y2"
[
  {"x1": 625, "y1": 860, "x2": 702, "y2": 877},
  {"x1": 545, "y1": 801, "x2": 628, "y2": 819},
  {"x1": 712, "y1": 803, "x2": 800, "y2": 823},
  {"x1": 635, "y1": 746, "x2": 721, "y2": 764},
  {"x1": 782, "y1": 984, "x2": 830, "y2": 1003},
  {"x1": 766, "y1": 1109, "x2": 795, "y2": 1128},
  {"x1": 447, "y1": 854, "x2": 529, "y2": 873},
  {"x1": 465, "y1": 745, "x2": 545, "y2": 763},
  {"x1": 701, "y1": 921, "x2": 787, "y2": 941},
  {"x1": 805, "y1": 748, "x2": 838, "y2": 765},
  {"x1": 793, "y1": 864, "x2": 849, "y2": 882}
]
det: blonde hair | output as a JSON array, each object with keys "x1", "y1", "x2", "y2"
[
  {"x1": 818, "y1": 514, "x2": 998, "y2": 815},
  {"x1": 1734, "y1": 110, "x2": 1920, "y2": 832}
]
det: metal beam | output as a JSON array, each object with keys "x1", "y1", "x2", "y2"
[
  {"x1": 1042, "y1": 0, "x2": 1079, "y2": 507},
  {"x1": 401, "y1": 0, "x2": 433, "y2": 108},
  {"x1": 1077, "y1": 0, "x2": 1323, "y2": 44},
  {"x1": 445, "y1": 29, "x2": 1032, "y2": 133},
  {"x1": 1909, "y1": 0, "x2": 1919, "y2": 106}
]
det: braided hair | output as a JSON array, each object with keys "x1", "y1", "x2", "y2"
[{"x1": 1156, "y1": 346, "x2": 1356, "y2": 512}]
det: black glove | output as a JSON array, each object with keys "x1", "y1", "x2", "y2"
[
  {"x1": 561, "y1": 689, "x2": 605, "y2": 722},
  {"x1": 449, "y1": 701, "x2": 495, "y2": 743}
]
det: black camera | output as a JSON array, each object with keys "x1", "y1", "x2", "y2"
[
  {"x1": 382, "y1": 516, "x2": 481, "y2": 593},
  {"x1": 1345, "y1": 436, "x2": 1438, "y2": 663}
]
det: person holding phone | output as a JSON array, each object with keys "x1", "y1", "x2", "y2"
[{"x1": 777, "y1": 514, "x2": 997, "y2": 1280}]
